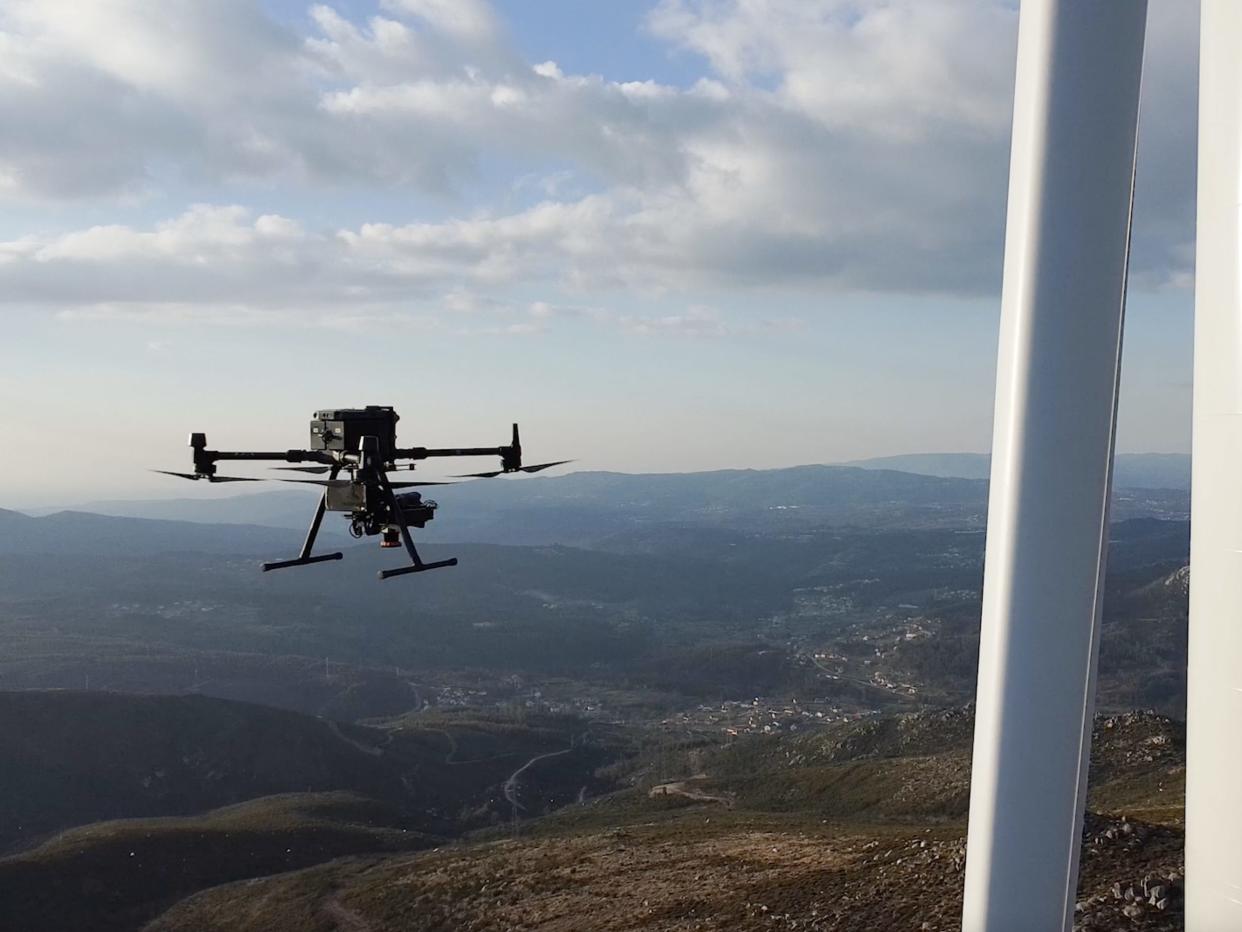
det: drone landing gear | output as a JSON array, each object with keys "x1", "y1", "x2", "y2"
[
  {"x1": 376, "y1": 473, "x2": 457, "y2": 580},
  {"x1": 263, "y1": 553, "x2": 343, "y2": 571},
  {"x1": 261, "y1": 469, "x2": 344, "y2": 573},
  {"x1": 378, "y1": 557, "x2": 458, "y2": 580}
]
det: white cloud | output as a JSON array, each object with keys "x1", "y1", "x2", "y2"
[
  {"x1": 382, "y1": 0, "x2": 503, "y2": 44},
  {"x1": 4, "y1": 206, "x2": 340, "y2": 306},
  {"x1": 5, "y1": 203, "x2": 804, "y2": 339},
  {"x1": 620, "y1": 304, "x2": 730, "y2": 337},
  {"x1": 617, "y1": 304, "x2": 801, "y2": 337},
  {"x1": 648, "y1": 0, "x2": 1017, "y2": 135},
  {"x1": 0, "y1": 0, "x2": 1199, "y2": 300}
]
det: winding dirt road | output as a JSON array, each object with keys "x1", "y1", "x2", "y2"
[{"x1": 503, "y1": 745, "x2": 574, "y2": 818}]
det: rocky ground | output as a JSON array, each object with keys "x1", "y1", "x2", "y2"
[
  {"x1": 144, "y1": 707, "x2": 1189, "y2": 932},
  {"x1": 146, "y1": 811, "x2": 1184, "y2": 932},
  {"x1": 1075, "y1": 814, "x2": 1183, "y2": 931}
]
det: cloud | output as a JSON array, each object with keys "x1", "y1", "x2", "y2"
[
  {"x1": 5, "y1": 204, "x2": 802, "y2": 339},
  {"x1": 619, "y1": 304, "x2": 730, "y2": 337},
  {"x1": 3, "y1": 206, "x2": 340, "y2": 307},
  {"x1": 617, "y1": 304, "x2": 802, "y2": 337},
  {"x1": 647, "y1": 0, "x2": 1017, "y2": 135},
  {"x1": 381, "y1": 0, "x2": 504, "y2": 45},
  {"x1": 0, "y1": 0, "x2": 1199, "y2": 299}
]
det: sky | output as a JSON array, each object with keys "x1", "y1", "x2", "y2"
[{"x1": 0, "y1": 0, "x2": 1200, "y2": 506}]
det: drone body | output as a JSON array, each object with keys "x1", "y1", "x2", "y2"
[{"x1": 156, "y1": 406, "x2": 568, "y2": 580}]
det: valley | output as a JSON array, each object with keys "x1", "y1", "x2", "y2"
[{"x1": 0, "y1": 464, "x2": 1194, "y2": 930}]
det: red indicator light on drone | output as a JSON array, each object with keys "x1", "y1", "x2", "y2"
[{"x1": 380, "y1": 527, "x2": 401, "y2": 548}]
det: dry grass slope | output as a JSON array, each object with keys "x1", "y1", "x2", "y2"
[{"x1": 146, "y1": 709, "x2": 1189, "y2": 932}]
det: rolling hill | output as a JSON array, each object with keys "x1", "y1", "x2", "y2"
[
  {"x1": 0, "y1": 793, "x2": 433, "y2": 932},
  {"x1": 0, "y1": 508, "x2": 298, "y2": 556},
  {"x1": 143, "y1": 708, "x2": 1188, "y2": 932},
  {"x1": 0, "y1": 513, "x2": 1191, "y2": 715},
  {"x1": 22, "y1": 462, "x2": 1189, "y2": 548},
  {"x1": 0, "y1": 691, "x2": 620, "y2": 853},
  {"x1": 847, "y1": 452, "x2": 1191, "y2": 490},
  {"x1": 0, "y1": 690, "x2": 627, "y2": 930}
]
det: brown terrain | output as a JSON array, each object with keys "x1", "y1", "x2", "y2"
[
  {"x1": 145, "y1": 814, "x2": 1183, "y2": 932},
  {"x1": 141, "y1": 710, "x2": 1186, "y2": 932}
]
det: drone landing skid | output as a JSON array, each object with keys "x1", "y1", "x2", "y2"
[
  {"x1": 262, "y1": 553, "x2": 343, "y2": 572},
  {"x1": 376, "y1": 473, "x2": 457, "y2": 581},
  {"x1": 379, "y1": 557, "x2": 458, "y2": 580},
  {"x1": 261, "y1": 469, "x2": 345, "y2": 573}
]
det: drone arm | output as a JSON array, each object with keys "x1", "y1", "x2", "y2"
[
  {"x1": 393, "y1": 424, "x2": 522, "y2": 472},
  {"x1": 399, "y1": 446, "x2": 509, "y2": 459},
  {"x1": 190, "y1": 438, "x2": 330, "y2": 477},
  {"x1": 209, "y1": 450, "x2": 327, "y2": 463},
  {"x1": 394, "y1": 445, "x2": 520, "y2": 477}
]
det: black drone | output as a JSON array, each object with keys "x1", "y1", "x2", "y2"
[{"x1": 155, "y1": 406, "x2": 568, "y2": 580}]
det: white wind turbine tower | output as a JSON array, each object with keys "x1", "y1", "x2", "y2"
[
  {"x1": 1185, "y1": 1, "x2": 1242, "y2": 929},
  {"x1": 961, "y1": 2, "x2": 1145, "y2": 929},
  {"x1": 960, "y1": 0, "x2": 1241, "y2": 929},
  {"x1": 965, "y1": 0, "x2": 1242, "y2": 928}
]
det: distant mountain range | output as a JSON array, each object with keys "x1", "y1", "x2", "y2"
[
  {"x1": 846, "y1": 452, "x2": 1191, "y2": 489},
  {"x1": 33, "y1": 489, "x2": 327, "y2": 529},
  {"x1": 15, "y1": 459, "x2": 1189, "y2": 548},
  {"x1": 19, "y1": 466, "x2": 986, "y2": 543},
  {"x1": 0, "y1": 507, "x2": 298, "y2": 555}
]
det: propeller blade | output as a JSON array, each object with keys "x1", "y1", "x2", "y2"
[
  {"x1": 271, "y1": 466, "x2": 335, "y2": 474},
  {"x1": 520, "y1": 459, "x2": 573, "y2": 474},
  {"x1": 151, "y1": 470, "x2": 264, "y2": 483},
  {"x1": 450, "y1": 460, "x2": 571, "y2": 479},
  {"x1": 274, "y1": 478, "x2": 455, "y2": 489},
  {"x1": 274, "y1": 478, "x2": 354, "y2": 488}
]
